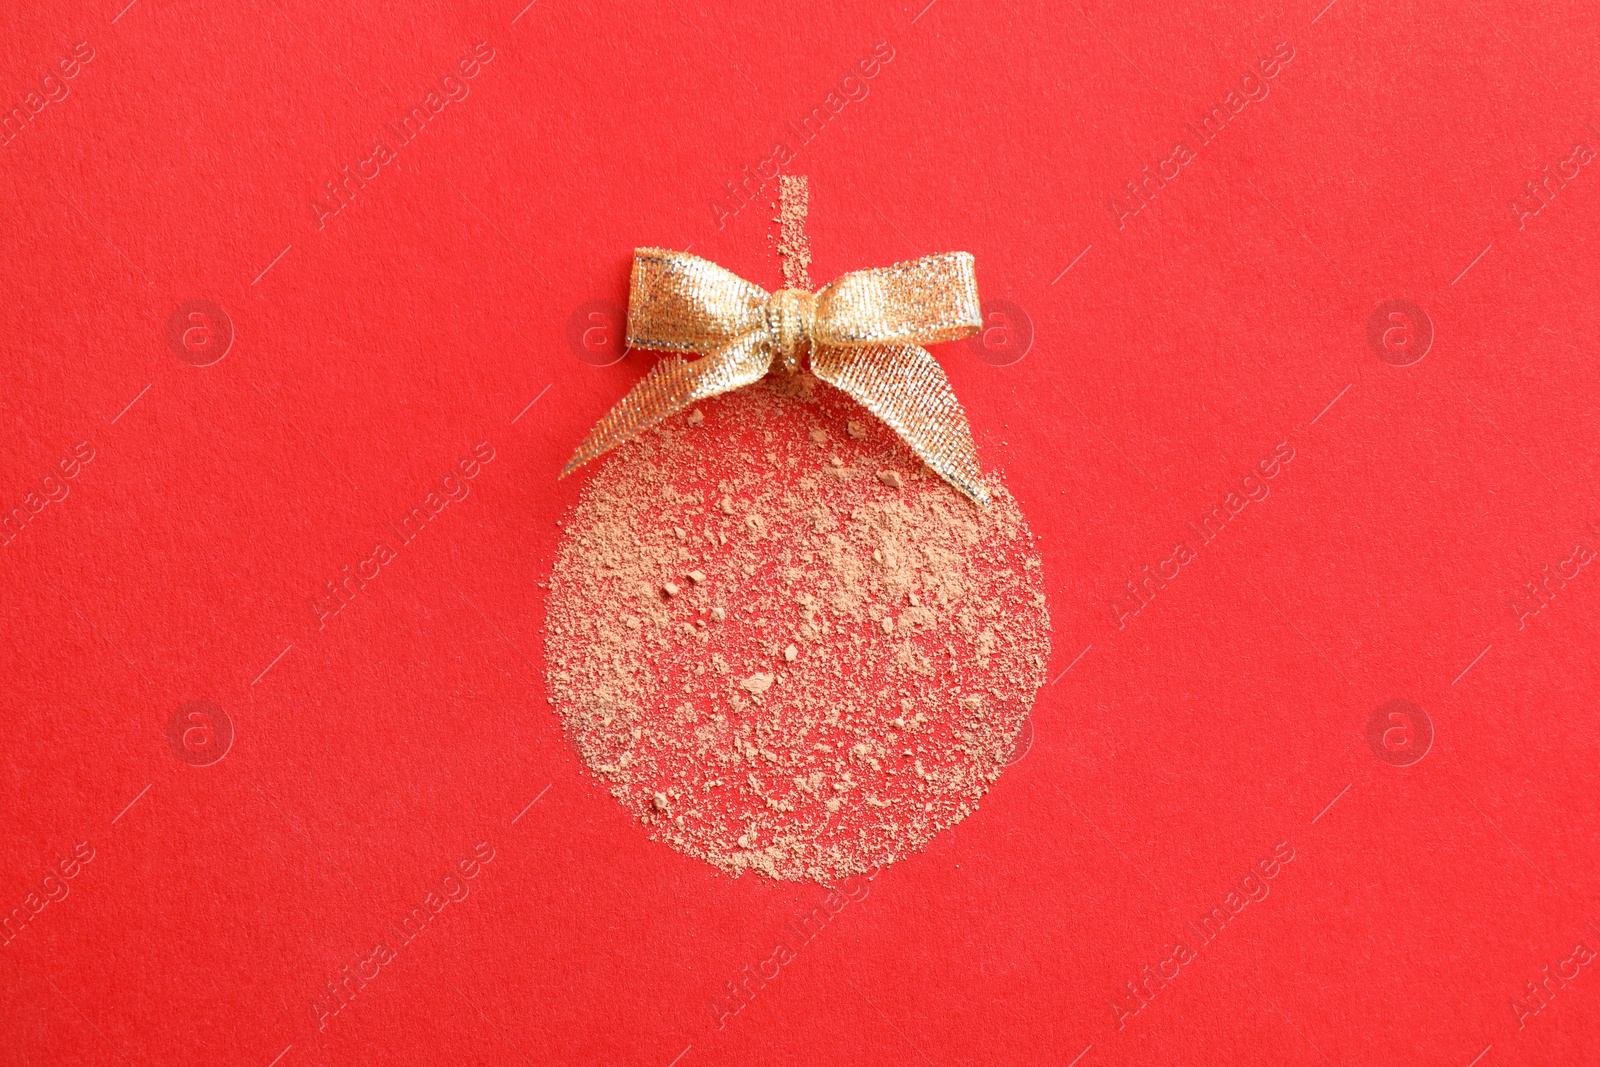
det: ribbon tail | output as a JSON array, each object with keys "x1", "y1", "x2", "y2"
[
  {"x1": 810, "y1": 344, "x2": 991, "y2": 507},
  {"x1": 561, "y1": 333, "x2": 774, "y2": 476}
]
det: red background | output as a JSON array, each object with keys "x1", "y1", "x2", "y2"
[{"x1": 3, "y1": 0, "x2": 1599, "y2": 1064}]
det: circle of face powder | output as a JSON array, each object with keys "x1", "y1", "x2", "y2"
[{"x1": 546, "y1": 375, "x2": 1050, "y2": 881}]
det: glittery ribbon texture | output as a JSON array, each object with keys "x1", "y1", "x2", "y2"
[{"x1": 562, "y1": 248, "x2": 992, "y2": 507}]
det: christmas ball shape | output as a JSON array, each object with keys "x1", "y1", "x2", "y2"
[{"x1": 545, "y1": 374, "x2": 1050, "y2": 881}]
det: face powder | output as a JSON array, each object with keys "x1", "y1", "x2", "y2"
[{"x1": 545, "y1": 374, "x2": 1050, "y2": 881}]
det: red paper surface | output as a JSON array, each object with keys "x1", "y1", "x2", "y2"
[{"x1": 3, "y1": 1, "x2": 1599, "y2": 1064}]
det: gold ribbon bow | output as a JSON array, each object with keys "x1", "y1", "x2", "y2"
[{"x1": 562, "y1": 248, "x2": 992, "y2": 506}]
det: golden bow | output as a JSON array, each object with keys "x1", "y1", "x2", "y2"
[{"x1": 562, "y1": 248, "x2": 992, "y2": 506}]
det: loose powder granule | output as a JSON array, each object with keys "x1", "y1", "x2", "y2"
[
  {"x1": 775, "y1": 175, "x2": 813, "y2": 290},
  {"x1": 546, "y1": 376, "x2": 1051, "y2": 882}
]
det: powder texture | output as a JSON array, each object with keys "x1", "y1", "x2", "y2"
[
  {"x1": 775, "y1": 175, "x2": 812, "y2": 290},
  {"x1": 546, "y1": 377, "x2": 1050, "y2": 882}
]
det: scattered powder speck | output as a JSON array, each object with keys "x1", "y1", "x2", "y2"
[
  {"x1": 775, "y1": 175, "x2": 812, "y2": 290},
  {"x1": 546, "y1": 377, "x2": 1051, "y2": 883}
]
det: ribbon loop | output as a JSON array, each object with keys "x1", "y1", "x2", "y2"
[
  {"x1": 814, "y1": 252, "x2": 982, "y2": 347},
  {"x1": 626, "y1": 248, "x2": 769, "y2": 353},
  {"x1": 566, "y1": 247, "x2": 992, "y2": 506}
]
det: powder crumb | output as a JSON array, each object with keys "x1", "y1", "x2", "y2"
[
  {"x1": 687, "y1": 409, "x2": 704, "y2": 426},
  {"x1": 878, "y1": 470, "x2": 904, "y2": 489},
  {"x1": 546, "y1": 379, "x2": 1051, "y2": 882},
  {"x1": 776, "y1": 175, "x2": 813, "y2": 290}
]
